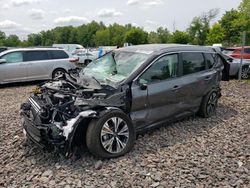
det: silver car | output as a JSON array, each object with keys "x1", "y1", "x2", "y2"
[
  {"x1": 0, "y1": 48, "x2": 76, "y2": 84},
  {"x1": 222, "y1": 54, "x2": 250, "y2": 79}
]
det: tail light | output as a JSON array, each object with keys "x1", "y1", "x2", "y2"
[{"x1": 69, "y1": 57, "x2": 79, "y2": 63}]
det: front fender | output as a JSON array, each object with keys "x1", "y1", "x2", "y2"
[{"x1": 65, "y1": 107, "x2": 122, "y2": 156}]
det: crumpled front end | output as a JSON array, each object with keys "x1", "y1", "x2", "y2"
[{"x1": 20, "y1": 76, "x2": 128, "y2": 156}]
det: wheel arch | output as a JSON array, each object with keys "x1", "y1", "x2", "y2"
[
  {"x1": 51, "y1": 67, "x2": 67, "y2": 79},
  {"x1": 67, "y1": 107, "x2": 125, "y2": 154}
]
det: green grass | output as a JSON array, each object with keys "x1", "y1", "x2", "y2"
[{"x1": 245, "y1": 79, "x2": 250, "y2": 84}]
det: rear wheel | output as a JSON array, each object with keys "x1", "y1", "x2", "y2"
[
  {"x1": 199, "y1": 90, "x2": 219, "y2": 118},
  {"x1": 52, "y1": 68, "x2": 66, "y2": 79},
  {"x1": 86, "y1": 110, "x2": 135, "y2": 158},
  {"x1": 241, "y1": 67, "x2": 249, "y2": 79}
]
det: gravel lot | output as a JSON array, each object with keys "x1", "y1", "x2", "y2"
[{"x1": 0, "y1": 81, "x2": 249, "y2": 188}]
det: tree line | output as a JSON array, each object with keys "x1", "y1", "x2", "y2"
[{"x1": 0, "y1": 0, "x2": 249, "y2": 48}]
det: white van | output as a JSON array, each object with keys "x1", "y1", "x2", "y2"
[{"x1": 52, "y1": 44, "x2": 86, "y2": 55}]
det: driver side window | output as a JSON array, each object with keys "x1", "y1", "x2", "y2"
[
  {"x1": 2, "y1": 52, "x2": 23, "y2": 63},
  {"x1": 140, "y1": 54, "x2": 179, "y2": 84}
]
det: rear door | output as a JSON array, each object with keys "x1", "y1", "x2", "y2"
[
  {"x1": 23, "y1": 50, "x2": 52, "y2": 80},
  {"x1": 0, "y1": 51, "x2": 27, "y2": 83},
  {"x1": 49, "y1": 50, "x2": 71, "y2": 69},
  {"x1": 178, "y1": 52, "x2": 214, "y2": 111}
]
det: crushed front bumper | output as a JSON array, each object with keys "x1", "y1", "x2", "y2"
[{"x1": 22, "y1": 115, "x2": 66, "y2": 151}]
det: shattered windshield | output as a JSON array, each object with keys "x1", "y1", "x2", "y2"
[{"x1": 80, "y1": 51, "x2": 150, "y2": 85}]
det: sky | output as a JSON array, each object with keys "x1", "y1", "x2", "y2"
[{"x1": 0, "y1": 0, "x2": 242, "y2": 40}]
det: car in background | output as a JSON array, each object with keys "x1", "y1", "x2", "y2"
[
  {"x1": 223, "y1": 46, "x2": 250, "y2": 59},
  {"x1": 0, "y1": 48, "x2": 76, "y2": 84},
  {"x1": 21, "y1": 44, "x2": 228, "y2": 158},
  {"x1": 73, "y1": 52, "x2": 98, "y2": 66},
  {"x1": 222, "y1": 53, "x2": 250, "y2": 79},
  {"x1": 52, "y1": 44, "x2": 85, "y2": 55},
  {"x1": 0, "y1": 47, "x2": 8, "y2": 53}
]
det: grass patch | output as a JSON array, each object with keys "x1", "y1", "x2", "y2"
[{"x1": 245, "y1": 79, "x2": 250, "y2": 84}]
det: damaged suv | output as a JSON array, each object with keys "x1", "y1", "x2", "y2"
[{"x1": 21, "y1": 44, "x2": 226, "y2": 158}]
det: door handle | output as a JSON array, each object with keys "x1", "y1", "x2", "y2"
[
  {"x1": 204, "y1": 76, "x2": 212, "y2": 81},
  {"x1": 172, "y1": 85, "x2": 181, "y2": 91}
]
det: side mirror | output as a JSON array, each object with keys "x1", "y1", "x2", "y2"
[
  {"x1": 228, "y1": 58, "x2": 233, "y2": 63},
  {"x1": 140, "y1": 83, "x2": 148, "y2": 90},
  {"x1": 0, "y1": 59, "x2": 6, "y2": 64},
  {"x1": 138, "y1": 79, "x2": 148, "y2": 90}
]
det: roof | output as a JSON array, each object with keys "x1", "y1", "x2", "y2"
[
  {"x1": 0, "y1": 47, "x2": 66, "y2": 56},
  {"x1": 119, "y1": 44, "x2": 214, "y2": 54},
  {"x1": 225, "y1": 46, "x2": 250, "y2": 50}
]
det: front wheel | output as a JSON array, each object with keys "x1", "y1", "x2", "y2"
[
  {"x1": 86, "y1": 110, "x2": 136, "y2": 158},
  {"x1": 199, "y1": 90, "x2": 219, "y2": 118}
]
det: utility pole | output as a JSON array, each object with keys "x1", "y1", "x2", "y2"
[{"x1": 238, "y1": 31, "x2": 246, "y2": 81}]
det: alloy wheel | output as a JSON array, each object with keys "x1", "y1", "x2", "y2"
[
  {"x1": 241, "y1": 68, "x2": 249, "y2": 79},
  {"x1": 206, "y1": 92, "x2": 218, "y2": 116},
  {"x1": 100, "y1": 117, "x2": 129, "y2": 154},
  {"x1": 54, "y1": 70, "x2": 64, "y2": 78}
]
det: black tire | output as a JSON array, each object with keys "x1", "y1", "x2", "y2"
[
  {"x1": 198, "y1": 90, "x2": 219, "y2": 118},
  {"x1": 86, "y1": 110, "x2": 136, "y2": 158},
  {"x1": 52, "y1": 68, "x2": 66, "y2": 79}
]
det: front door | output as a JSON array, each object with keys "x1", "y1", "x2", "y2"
[
  {"x1": 0, "y1": 51, "x2": 27, "y2": 83},
  {"x1": 131, "y1": 53, "x2": 183, "y2": 129}
]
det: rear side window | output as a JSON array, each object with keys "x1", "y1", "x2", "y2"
[
  {"x1": 24, "y1": 51, "x2": 50, "y2": 61},
  {"x1": 182, "y1": 52, "x2": 206, "y2": 75},
  {"x1": 204, "y1": 53, "x2": 215, "y2": 69},
  {"x1": 2, "y1": 52, "x2": 23, "y2": 63},
  {"x1": 244, "y1": 48, "x2": 250, "y2": 54},
  {"x1": 49, "y1": 50, "x2": 69, "y2": 59}
]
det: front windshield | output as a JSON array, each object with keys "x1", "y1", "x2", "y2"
[{"x1": 80, "y1": 51, "x2": 150, "y2": 85}]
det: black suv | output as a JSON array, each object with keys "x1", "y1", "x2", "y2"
[{"x1": 21, "y1": 44, "x2": 227, "y2": 158}]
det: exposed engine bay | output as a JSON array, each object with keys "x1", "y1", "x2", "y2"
[{"x1": 20, "y1": 73, "x2": 129, "y2": 156}]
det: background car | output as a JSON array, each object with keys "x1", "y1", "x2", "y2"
[
  {"x1": 0, "y1": 47, "x2": 8, "y2": 53},
  {"x1": 223, "y1": 46, "x2": 250, "y2": 59},
  {"x1": 222, "y1": 54, "x2": 250, "y2": 79},
  {"x1": 0, "y1": 48, "x2": 76, "y2": 84},
  {"x1": 73, "y1": 52, "x2": 97, "y2": 66},
  {"x1": 52, "y1": 44, "x2": 85, "y2": 55}
]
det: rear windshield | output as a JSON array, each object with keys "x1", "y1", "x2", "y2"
[{"x1": 49, "y1": 50, "x2": 69, "y2": 59}]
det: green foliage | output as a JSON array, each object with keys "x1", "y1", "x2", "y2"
[
  {"x1": 4, "y1": 35, "x2": 21, "y2": 47},
  {"x1": 147, "y1": 27, "x2": 171, "y2": 44},
  {"x1": 93, "y1": 29, "x2": 111, "y2": 46},
  {"x1": 188, "y1": 9, "x2": 219, "y2": 45},
  {"x1": 125, "y1": 28, "x2": 148, "y2": 45},
  {"x1": 156, "y1": 27, "x2": 170, "y2": 43},
  {"x1": 0, "y1": 31, "x2": 6, "y2": 46},
  {"x1": 206, "y1": 23, "x2": 225, "y2": 45},
  {"x1": 219, "y1": 9, "x2": 246, "y2": 45},
  {"x1": 170, "y1": 30, "x2": 191, "y2": 44},
  {"x1": 238, "y1": 0, "x2": 250, "y2": 44},
  {"x1": 1, "y1": 0, "x2": 250, "y2": 47}
]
